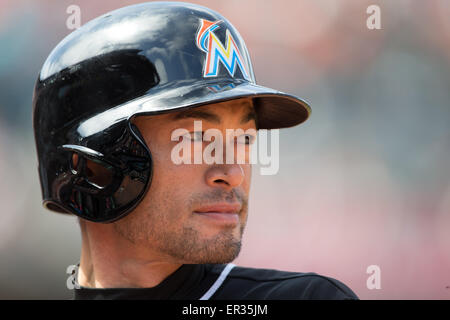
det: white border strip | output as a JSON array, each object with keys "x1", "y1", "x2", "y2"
[{"x1": 199, "y1": 263, "x2": 236, "y2": 300}]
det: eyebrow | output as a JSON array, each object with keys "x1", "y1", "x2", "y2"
[
  {"x1": 172, "y1": 110, "x2": 221, "y2": 123},
  {"x1": 171, "y1": 108, "x2": 257, "y2": 125}
]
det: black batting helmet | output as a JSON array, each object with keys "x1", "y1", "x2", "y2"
[{"x1": 32, "y1": 2, "x2": 311, "y2": 223}]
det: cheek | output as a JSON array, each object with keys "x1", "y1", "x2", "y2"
[
  {"x1": 146, "y1": 143, "x2": 206, "y2": 206},
  {"x1": 152, "y1": 146, "x2": 203, "y2": 185}
]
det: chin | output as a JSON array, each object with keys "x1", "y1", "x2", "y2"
[
  {"x1": 205, "y1": 247, "x2": 241, "y2": 264},
  {"x1": 182, "y1": 238, "x2": 242, "y2": 264}
]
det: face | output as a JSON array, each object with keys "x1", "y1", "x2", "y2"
[{"x1": 113, "y1": 98, "x2": 257, "y2": 264}]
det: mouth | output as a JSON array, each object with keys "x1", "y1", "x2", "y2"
[{"x1": 193, "y1": 203, "x2": 242, "y2": 225}]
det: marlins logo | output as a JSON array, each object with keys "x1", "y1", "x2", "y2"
[{"x1": 196, "y1": 19, "x2": 250, "y2": 80}]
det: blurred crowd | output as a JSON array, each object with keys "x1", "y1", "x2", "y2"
[{"x1": 0, "y1": 0, "x2": 449, "y2": 299}]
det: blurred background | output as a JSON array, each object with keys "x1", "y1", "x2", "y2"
[{"x1": 1, "y1": 0, "x2": 450, "y2": 299}]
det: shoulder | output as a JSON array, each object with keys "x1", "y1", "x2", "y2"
[{"x1": 207, "y1": 264, "x2": 358, "y2": 300}]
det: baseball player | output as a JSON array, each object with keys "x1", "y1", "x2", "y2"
[{"x1": 32, "y1": 2, "x2": 358, "y2": 300}]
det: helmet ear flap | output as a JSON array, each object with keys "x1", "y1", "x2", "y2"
[
  {"x1": 42, "y1": 121, "x2": 153, "y2": 223},
  {"x1": 62, "y1": 147, "x2": 122, "y2": 197},
  {"x1": 128, "y1": 120, "x2": 149, "y2": 152},
  {"x1": 70, "y1": 153, "x2": 115, "y2": 189}
]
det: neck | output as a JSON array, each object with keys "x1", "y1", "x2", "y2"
[{"x1": 77, "y1": 219, "x2": 181, "y2": 288}]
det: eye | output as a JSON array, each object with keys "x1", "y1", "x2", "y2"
[
  {"x1": 237, "y1": 134, "x2": 256, "y2": 145},
  {"x1": 185, "y1": 131, "x2": 203, "y2": 142}
]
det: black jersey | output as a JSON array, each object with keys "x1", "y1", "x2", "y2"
[{"x1": 73, "y1": 263, "x2": 358, "y2": 300}]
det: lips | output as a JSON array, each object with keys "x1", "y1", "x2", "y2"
[
  {"x1": 193, "y1": 203, "x2": 242, "y2": 225},
  {"x1": 194, "y1": 203, "x2": 242, "y2": 214}
]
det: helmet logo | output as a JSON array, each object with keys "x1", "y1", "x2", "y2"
[{"x1": 196, "y1": 19, "x2": 250, "y2": 80}]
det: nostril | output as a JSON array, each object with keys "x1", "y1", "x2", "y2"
[{"x1": 214, "y1": 179, "x2": 228, "y2": 185}]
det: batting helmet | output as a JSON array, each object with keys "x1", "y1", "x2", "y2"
[{"x1": 32, "y1": 2, "x2": 311, "y2": 223}]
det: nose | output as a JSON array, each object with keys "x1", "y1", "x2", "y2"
[{"x1": 205, "y1": 164, "x2": 245, "y2": 190}]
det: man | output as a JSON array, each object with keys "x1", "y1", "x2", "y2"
[{"x1": 33, "y1": 2, "x2": 357, "y2": 299}]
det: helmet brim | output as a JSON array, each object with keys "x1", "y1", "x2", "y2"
[
  {"x1": 76, "y1": 79, "x2": 311, "y2": 138},
  {"x1": 142, "y1": 80, "x2": 312, "y2": 130}
]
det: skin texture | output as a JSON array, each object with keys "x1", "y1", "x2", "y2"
[{"x1": 78, "y1": 98, "x2": 257, "y2": 288}]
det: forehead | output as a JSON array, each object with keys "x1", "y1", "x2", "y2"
[{"x1": 169, "y1": 98, "x2": 255, "y2": 123}]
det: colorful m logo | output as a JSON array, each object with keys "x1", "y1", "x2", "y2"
[{"x1": 196, "y1": 19, "x2": 250, "y2": 80}]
